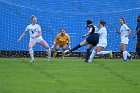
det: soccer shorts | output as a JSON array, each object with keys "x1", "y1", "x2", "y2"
[
  {"x1": 97, "y1": 42, "x2": 107, "y2": 48},
  {"x1": 121, "y1": 37, "x2": 129, "y2": 44},
  {"x1": 30, "y1": 36, "x2": 44, "y2": 43},
  {"x1": 86, "y1": 33, "x2": 99, "y2": 46}
]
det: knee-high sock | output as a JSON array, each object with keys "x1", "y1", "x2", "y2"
[
  {"x1": 136, "y1": 48, "x2": 140, "y2": 58},
  {"x1": 126, "y1": 51, "x2": 131, "y2": 57},
  {"x1": 47, "y1": 48, "x2": 51, "y2": 58},
  {"x1": 123, "y1": 51, "x2": 127, "y2": 60},
  {"x1": 29, "y1": 48, "x2": 34, "y2": 60},
  {"x1": 86, "y1": 49, "x2": 90, "y2": 61},
  {"x1": 70, "y1": 44, "x2": 82, "y2": 52},
  {"x1": 89, "y1": 50, "x2": 96, "y2": 61},
  {"x1": 62, "y1": 51, "x2": 65, "y2": 57},
  {"x1": 97, "y1": 51, "x2": 109, "y2": 55},
  {"x1": 53, "y1": 50, "x2": 58, "y2": 57}
]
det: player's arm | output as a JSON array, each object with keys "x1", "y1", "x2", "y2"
[
  {"x1": 51, "y1": 35, "x2": 59, "y2": 49},
  {"x1": 125, "y1": 29, "x2": 131, "y2": 37},
  {"x1": 18, "y1": 31, "x2": 28, "y2": 42},
  {"x1": 66, "y1": 35, "x2": 71, "y2": 49},
  {"x1": 82, "y1": 28, "x2": 92, "y2": 38},
  {"x1": 54, "y1": 35, "x2": 59, "y2": 45},
  {"x1": 133, "y1": 27, "x2": 140, "y2": 38},
  {"x1": 115, "y1": 27, "x2": 121, "y2": 34}
]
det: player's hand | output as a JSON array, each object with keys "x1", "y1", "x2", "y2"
[
  {"x1": 132, "y1": 35, "x2": 136, "y2": 38},
  {"x1": 115, "y1": 30, "x2": 120, "y2": 34},
  {"x1": 82, "y1": 35, "x2": 86, "y2": 38}
]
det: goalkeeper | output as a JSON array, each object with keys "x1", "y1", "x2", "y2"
[{"x1": 52, "y1": 28, "x2": 71, "y2": 58}]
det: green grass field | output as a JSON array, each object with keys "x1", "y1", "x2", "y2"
[{"x1": 0, "y1": 58, "x2": 140, "y2": 93}]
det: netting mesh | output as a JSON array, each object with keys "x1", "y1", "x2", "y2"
[{"x1": 0, "y1": 0, "x2": 140, "y2": 56}]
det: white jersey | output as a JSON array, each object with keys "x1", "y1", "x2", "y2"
[
  {"x1": 120, "y1": 24, "x2": 129, "y2": 39},
  {"x1": 98, "y1": 27, "x2": 107, "y2": 44},
  {"x1": 25, "y1": 24, "x2": 41, "y2": 38},
  {"x1": 94, "y1": 25, "x2": 99, "y2": 33}
]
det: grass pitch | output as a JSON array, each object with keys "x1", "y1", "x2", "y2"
[{"x1": 0, "y1": 58, "x2": 140, "y2": 93}]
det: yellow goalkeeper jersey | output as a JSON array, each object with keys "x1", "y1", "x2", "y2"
[{"x1": 54, "y1": 33, "x2": 70, "y2": 45}]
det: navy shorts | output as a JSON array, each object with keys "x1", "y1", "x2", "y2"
[{"x1": 86, "y1": 33, "x2": 99, "y2": 46}]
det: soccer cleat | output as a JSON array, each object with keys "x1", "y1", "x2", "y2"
[
  {"x1": 88, "y1": 60, "x2": 92, "y2": 63},
  {"x1": 64, "y1": 50, "x2": 72, "y2": 56},
  {"x1": 128, "y1": 56, "x2": 132, "y2": 61},
  {"x1": 85, "y1": 60, "x2": 88, "y2": 62},
  {"x1": 30, "y1": 59, "x2": 35, "y2": 62},
  {"x1": 109, "y1": 50, "x2": 113, "y2": 58},
  {"x1": 123, "y1": 60, "x2": 127, "y2": 62}
]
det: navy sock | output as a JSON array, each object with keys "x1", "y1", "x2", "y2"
[
  {"x1": 136, "y1": 48, "x2": 140, "y2": 58},
  {"x1": 70, "y1": 44, "x2": 81, "y2": 52},
  {"x1": 86, "y1": 49, "x2": 90, "y2": 61}
]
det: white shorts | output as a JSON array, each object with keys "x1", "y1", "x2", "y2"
[
  {"x1": 97, "y1": 43, "x2": 107, "y2": 48},
  {"x1": 121, "y1": 37, "x2": 129, "y2": 44},
  {"x1": 30, "y1": 36, "x2": 44, "y2": 43}
]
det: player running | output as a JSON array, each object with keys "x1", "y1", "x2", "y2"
[
  {"x1": 89, "y1": 20, "x2": 112, "y2": 62},
  {"x1": 133, "y1": 15, "x2": 140, "y2": 58},
  {"x1": 52, "y1": 28, "x2": 71, "y2": 58},
  {"x1": 64, "y1": 20, "x2": 99, "y2": 62},
  {"x1": 116, "y1": 18, "x2": 132, "y2": 61},
  {"x1": 18, "y1": 15, "x2": 51, "y2": 62}
]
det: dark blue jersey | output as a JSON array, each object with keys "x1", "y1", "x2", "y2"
[
  {"x1": 136, "y1": 22, "x2": 140, "y2": 41},
  {"x1": 86, "y1": 24, "x2": 99, "y2": 45},
  {"x1": 88, "y1": 24, "x2": 95, "y2": 35}
]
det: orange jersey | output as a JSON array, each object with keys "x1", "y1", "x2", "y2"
[{"x1": 54, "y1": 33, "x2": 70, "y2": 45}]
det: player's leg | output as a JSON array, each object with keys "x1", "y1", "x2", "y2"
[
  {"x1": 121, "y1": 44, "x2": 128, "y2": 61},
  {"x1": 53, "y1": 44, "x2": 60, "y2": 57},
  {"x1": 136, "y1": 41, "x2": 140, "y2": 58},
  {"x1": 89, "y1": 46, "x2": 98, "y2": 62},
  {"x1": 39, "y1": 39, "x2": 51, "y2": 61},
  {"x1": 62, "y1": 44, "x2": 67, "y2": 58},
  {"x1": 96, "y1": 44, "x2": 112, "y2": 58},
  {"x1": 28, "y1": 41, "x2": 36, "y2": 62},
  {"x1": 121, "y1": 38, "x2": 132, "y2": 61},
  {"x1": 85, "y1": 44, "x2": 93, "y2": 62},
  {"x1": 65, "y1": 40, "x2": 88, "y2": 55},
  {"x1": 71, "y1": 40, "x2": 88, "y2": 51}
]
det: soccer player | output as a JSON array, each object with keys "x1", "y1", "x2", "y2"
[
  {"x1": 52, "y1": 28, "x2": 70, "y2": 58},
  {"x1": 88, "y1": 20, "x2": 112, "y2": 62},
  {"x1": 116, "y1": 18, "x2": 132, "y2": 61},
  {"x1": 64, "y1": 20, "x2": 99, "y2": 62},
  {"x1": 133, "y1": 15, "x2": 140, "y2": 58},
  {"x1": 18, "y1": 15, "x2": 51, "y2": 62}
]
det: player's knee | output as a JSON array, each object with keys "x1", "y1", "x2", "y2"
[
  {"x1": 29, "y1": 48, "x2": 33, "y2": 52},
  {"x1": 28, "y1": 46, "x2": 33, "y2": 49}
]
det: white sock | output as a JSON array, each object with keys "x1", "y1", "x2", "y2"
[
  {"x1": 89, "y1": 50, "x2": 96, "y2": 62},
  {"x1": 123, "y1": 51, "x2": 127, "y2": 60},
  {"x1": 29, "y1": 48, "x2": 34, "y2": 60},
  {"x1": 126, "y1": 51, "x2": 131, "y2": 57},
  {"x1": 46, "y1": 48, "x2": 51, "y2": 58},
  {"x1": 97, "y1": 51, "x2": 109, "y2": 55}
]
